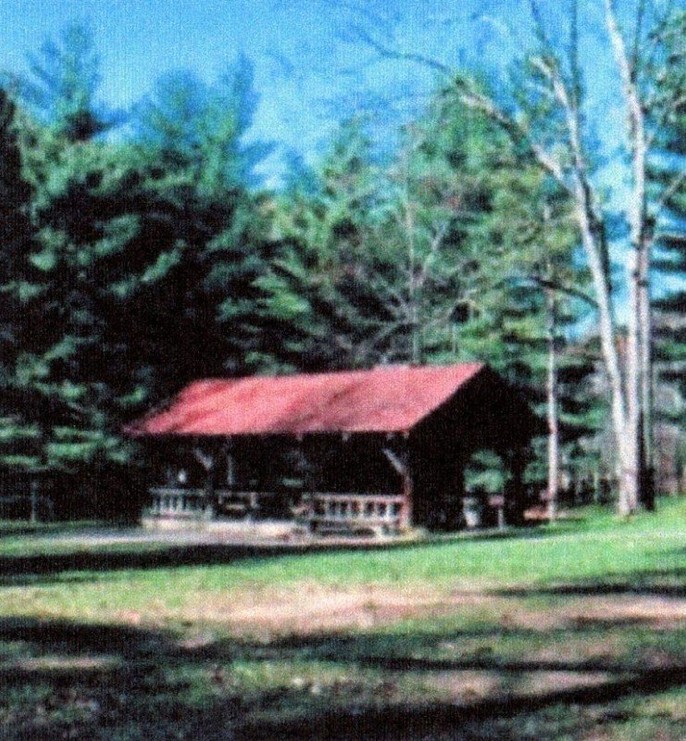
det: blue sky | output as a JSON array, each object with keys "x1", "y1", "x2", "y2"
[
  {"x1": 0, "y1": 0, "x2": 531, "y2": 181},
  {"x1": 3, "y1": 2, "x2": 681, "y2": 307},
  {"x1": 0, "y1": 1, "x2": 637, "y2": 206},
  {"x1": 2, "y1": 1, "x2": 335, "y2": 156}
]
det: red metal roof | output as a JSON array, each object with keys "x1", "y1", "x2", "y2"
[{"x1": 126, "y1": 363, "x2": 486, "y2": 437}]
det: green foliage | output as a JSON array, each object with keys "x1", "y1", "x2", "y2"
[
  {"x1": 5, "y1": 15, "x2": 686, "y2": 503},
  {"x1": 259, "y1": 117, "x2": 392, "y2": 371},
  {"x1": 0, "y1": 32, "x2": 272, "y2": 475},
  {"x1": 0, "y1": 91, "x2": 44, "y2": 470},
  {"x1": 260, "y1": 101, "x2": 512, "y2": 371},
  {"x1": 651, "y1": 11, "x2": 686, "y2": 431},
  {"x1": 464, "y1": 450, "x2": 506, "y2": 494},
  {"x1": 15, "y1": 138, "x2": 269, "y2": 469},
  {"x1": 17, "y1": 21, "x2": 121, "y2": 141},
  {"x1": 134, "y1": 57, "x2": 273, "y2": 192},
  {"x1": 450, "y1": 105, "x2": 599, "y2": 484}
]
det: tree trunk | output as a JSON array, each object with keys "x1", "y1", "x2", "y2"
[
  {"x1": 504, "y1": 448, "x2": 527, "y2": 526},
  {"x1": 30, "y1": 479, "x2": 39, "y2": 524},
  {"x1": 546, "y1": 289, "x2": 560, "y2": 522},
  {"x1": 605, "y1": 0, "x2": 653, "y2": 515},
  {"x1": 572, "y1": 194, "x2": 631, "y2": 513},
  {"x1": 620, "y1": 246, "x2": 642, "y2": 516},
  {"x1": 410, "y1": 303, "x2": 421, "y2": 364},
  {"x1": 618, "y1": 239, "x2": 652, "y2": 515},
  {"x1": 639, "y1": 238, "x2": 655, "y2": 510},
  {"x1": 454, "y1": 0, "x2": 658, "y2": 516}
]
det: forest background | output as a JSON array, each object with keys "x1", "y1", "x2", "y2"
[{"x1": 2, "y1": 1, "x2": 686, "y2": 520}]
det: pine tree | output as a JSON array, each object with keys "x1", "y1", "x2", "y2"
[
  {"x1": 17, "y1": 21, "x2": 122, "y2": 141},
  {"x1": 649, "y1": 13, "x2": 686, "y2": 493},
  {"x1": 2, "y1": 39, "x2": 273, "y2": 483},
  {"x1": 258, "y1": 118, "x2": 392, "y2": 371},
  {"x1": 0, "y1": 90, "x2": 44, "y2": 470},
  {"x1": 132, "y1": 62, "x2": 274, "y2": 382}
]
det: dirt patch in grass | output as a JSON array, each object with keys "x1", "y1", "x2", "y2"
[
  {"x1": 565, "y1": 595, "x2": 686, "y2": 630},
  {"x1": 221, "y1": 585, "x2": 496, "y2": 634},
  {"x1": 4, "y1": 588, "x2": 686, "y2": 740},
  {"x1": 197, "y1": 585, "x2": 686, "y2": 638},
  {"x1": 5, "y1": 505, "x2": 686, "y2": 739},
  {"x1": 428, "y1": 667, "x2": 620, "y2": 703}
]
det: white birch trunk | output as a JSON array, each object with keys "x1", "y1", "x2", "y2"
[
  {"x1": 605, "y1": 0, "x2": 651, "y2": 514},
  {"x1": 572, "y1": 190, "x2": 629, "y2": 510}
]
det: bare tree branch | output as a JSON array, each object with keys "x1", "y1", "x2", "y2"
[
  {"x1": 654, "y1": 166, "x2": 686, "y2": 214},
  {"x1": 527, "y1": 0, "x2": 554, "y2": 51},
  {"x1": 632, "y1": 0, "x2": 648, "y2": 72},
  {"x1": 348, "y1": 25, "x2": 452, "y2": 76},
  {"x1": 455, "y1": 78, "x2": 570, "y2": 187},
  {"x1": 522, "y1": 275, "x2": 599, "y2": 308},
  {"x1": 416, "y1": 221, "x2": 450, "y2": 289}
]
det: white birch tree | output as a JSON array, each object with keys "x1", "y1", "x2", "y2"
[{"x1": 347, "y1": 0, "x2": 686, "y2": 513}]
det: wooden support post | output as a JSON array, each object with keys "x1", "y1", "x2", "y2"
[
  {"x1": 383, "y1": 444, "x2": 413, "y2": 530},
  {"x1": 30, "y1": 480, "x2": 39, "y2": 524},
  {"x1": 400, "y1": 470, "x2": 413, "y2": 531},
  {"x1": 497, "y1": 503, "x2": 506, "y2": 531},
  {"x1": 193, "y1": 443, "x2": 216, "y2": 518},
  {"x1": 226, "y1": 447, "x2": 235, "y2": 490},
  {"x1": 504, "y1": 447, "x2": 527, "y2": 526},
  {"x1": 248, "y1": 491, "x2": 258, "y2": 522},
  {"x1": 451, "y1": 452, "x2": 466, "y2": 530}
]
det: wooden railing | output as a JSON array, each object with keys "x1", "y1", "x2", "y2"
[
  {"x1": 296, "y1": 492, "x2": 409, "y2": 534},
  {"x1": 148, "y1": 487, "x2": 410, "y2": 533},
  {"x1": 148, "y1": 487, "x2": 208, "y2": 517},
  {"x1": 148, "y1": 488, "x2": 278, "y2": 518}
]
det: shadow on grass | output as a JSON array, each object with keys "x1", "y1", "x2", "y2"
[
  {"x1": 236, "y1": 668, "x2": 686, "y2": 741},
  {"x1": 0, "y1": 521, "x2": 131, "y2": 539},
  {"x1": 2, "y1": 614, "x2": 686, "y2": 740},
  {"x1": 0, "y1": 617, "x2": 241, "y2": 741},
  {"x1": 0, "y1": 523, "x2": 564, "y2": 587},
  {"x1": 0, "y1": 543, "x2": 301, "y2": 585},
  {"x1": 492, "y1": 566, "x2": 686, "y2": 599}
]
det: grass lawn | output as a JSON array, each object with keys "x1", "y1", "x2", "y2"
[{"x1": 1, "y1": 500, "x2": 686, "y2": 739}]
